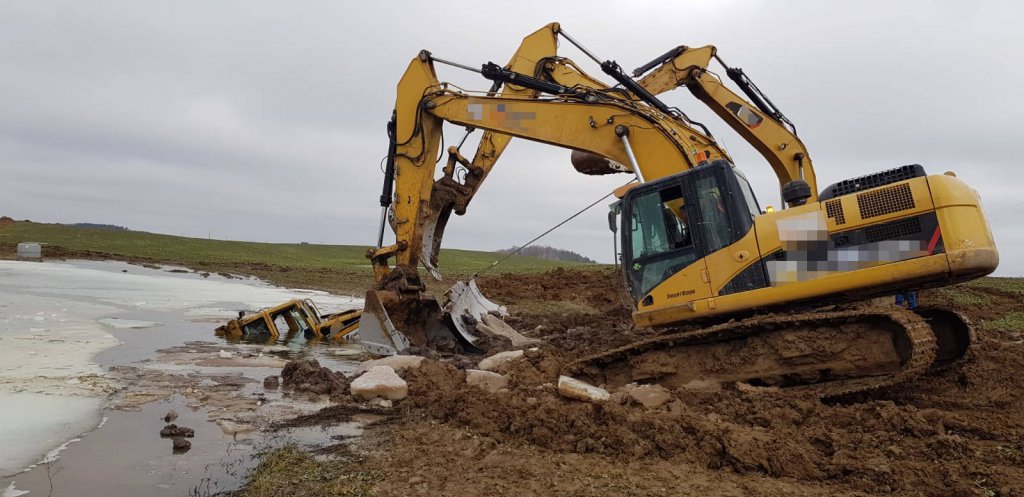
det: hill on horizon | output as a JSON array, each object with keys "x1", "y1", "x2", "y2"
[{"x1": 496, "y1": 244, "x2": 596, "y2": 264}]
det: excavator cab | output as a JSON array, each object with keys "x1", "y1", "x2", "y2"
[{"x1": 620, "y1": 160, "x2": 760, "y2": 305}]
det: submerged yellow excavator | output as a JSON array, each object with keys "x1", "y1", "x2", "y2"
[{"x1": 359, "y1": 23, "x2": 998, "y2": 397}]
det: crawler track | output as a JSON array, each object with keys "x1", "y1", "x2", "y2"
[{"x1": 562, "y1": 307, "x2": 940, "y2": 399}]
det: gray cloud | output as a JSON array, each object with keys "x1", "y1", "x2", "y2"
[{"x1": 1, "y1": 0, "x2": 1021, "y2": 275}]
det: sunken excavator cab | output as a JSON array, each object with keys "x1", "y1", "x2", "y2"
[
  {"x1": 360, "y1": 23, "x2": 997, "y2": 397},
  {"x1": 215, "y1": 299, "x2": 361, "y2": 344}
]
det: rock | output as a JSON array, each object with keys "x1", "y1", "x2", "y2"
[
  {"x1": 627, "y1": 384, "x2": 673, "y2": 409},
  {"x1": 280, "y1": 359, "x2": 350, "y2": 395},
  {"x1": 263, "y1": 375, "x2": 280, "y2": 389},
  {"x1": 217, "y1": 420, "x2": 256, "y2": 435},
  {"x1": 163, "y1": 409, "x2": 178, "y2": 423},
  {"x1": 557, "y1": 375, "x2": 609, "y2": 403},
  {"x1": 465, "y1": 369, "x2": 509, "y2": 393},
  {"x1": 218, "y1": 350, "x2": 234, "y2": 359},
  {"x1": 160, "y1": 424, "x2": 194, "y2": 438},
  {"x1": 476, "y1": 315, "x2": 541, "y2": 348},
  {"x1": 172, "y1": 438, "x2": 191, "y2": 453},
  {"x1": 367, "y1": 397, "x2": 393, "y2": 408},
  {"x1": 477, "y1": 350, "x2": 524, "y2": 373},
  {"x1": 735, "y1": 382, "x2": 781, "y2": 394},
  {"x1": 682, "y1": 379, "x2": 722, "y2": 392},
  {"x1": 358, "y1": 355, "x2": 426, "y2": 374},
  {"x1": 350, "y1": 366, "x2": 408, "y2": 401}
]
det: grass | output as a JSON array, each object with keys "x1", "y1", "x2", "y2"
[
  {"x1": 982, "y1": 311, "x2": 1024, "y2": 331},
  {"x1": 232, "y1": 446, "x2": 380, "y2": 497},
  {"x1": 0, "y1": 221, "x2": 598, "y2": 296},
  {"x1": 931, "y1": 287, "x2": 988, "y2": 306},
  {"x1": 966, "y1": 277, "x2": 1024, "y2": 295}
]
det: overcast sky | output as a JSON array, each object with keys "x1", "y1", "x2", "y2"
[{"x1": 2, "y1": 1, "x2": 1022, "y2": 276}]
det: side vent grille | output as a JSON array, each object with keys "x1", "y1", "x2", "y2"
[
  {"x1": 864, "y1": 217, "x2": 922, "y2": 243},
  {"x1": 857, "y1": 183, "x2": 915, "y2": 219},
  {"x1": 825, "y1": 199, "x2": 846, "y2": 225}
]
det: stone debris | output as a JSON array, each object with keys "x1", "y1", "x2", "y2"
[
  {"x1": 172, "y1": 438, "x2": 191, "y2": 453},
  {"x1": 162, "y1": 409, "x2": 178, "y2": 423},
  {"x1": 735, "y1": 381, "x2": 781, "y2": 395},
  {"x1": 218, "y1": 350, "x2": 234, "y2": 359},
  {"x1": 358, "y1": 355, "x2": 426, "y2": 374},
  {"x1": 263, "y1": 375, "x2": 280, "y2": 389},
  {"x1": 465, "y1": 369, "x2": 509, "y2": 393},
  {"x1": 477, "y1": 350, "x2": 524, "y2": 373},
  {"x1": 367, "y1": 397, "x2": 394, "y2": 408},
  {"x1": 216, "y1": 419, "x2": 256, "y2": 435},
  {"x1": 350, "y1": 365, "x2": 408, "y2": 401},
  {"x1": 627, "y1": 384, "x2": 673, "y2": 409},
  {"x1": 280, "y1": 359, "x2": 350, "y2": 395},
  {"x1": 160, "y1": 424, "x2": 195, "y2": 438},
  {"x1": 682, "y1": 378, "x2": 722, "y2": 392},
  {"x1": 557, "y1": 375, "x2": 609, "y2": 403},
  {"x1": 476, "y1": 314, "x2": 541, "y2": 348}
]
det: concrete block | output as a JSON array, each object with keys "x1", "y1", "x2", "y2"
[
  {"x1": 465, "y1": 369, "x2": 509, "y2": 393},
  {"x1": 557, "y1": 375, "x2": 609, "y2": 403},
  {"x1": 350, "y1": 366, "x2": 408, "y2": 401},
  {"x1": 477, "y1": 350, "x2": 524, "y2": 373},
  {"x1": 358, "y1": 355, "x2": 426, "y2": 374}
]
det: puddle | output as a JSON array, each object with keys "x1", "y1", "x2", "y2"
[
  {"x1": 2, "y1": 397, "x2": 257, "y2": 497},
  {"x1": 0, "y1": 259, "x2": 367, "y2": 492}
]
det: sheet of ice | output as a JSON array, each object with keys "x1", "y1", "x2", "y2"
[
  {"x1": 3, "y1": 481, "x2": 30, "y2": 497},
  {"x1": 0, "y1": 393, "x2": 102, "y2": 477},
  {"x1": 98, "y1": 317, "x2": 162, "y2": 329},
  {"x1": 0, "y1": 260, "x2": 363, "y2": 476}
]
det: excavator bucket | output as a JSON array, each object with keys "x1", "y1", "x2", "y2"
[
  {"x1": 357, "y1": 289, "x2": 456, "y2": 356},
  {"x1": 357, "y1": 279, "x2": 506, "y2": 356}
]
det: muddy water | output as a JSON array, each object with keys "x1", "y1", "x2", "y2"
[{"x1": 0, "y1": 260, "x2": 366, "y2": 496}]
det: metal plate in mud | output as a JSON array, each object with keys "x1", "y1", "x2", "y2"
[{"x1": 444, "y1": 279, "x2": 509, "y2": 347}]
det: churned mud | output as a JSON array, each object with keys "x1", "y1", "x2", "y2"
[{"x1": 247, "y1": 269, "x2": 1024, "y2": 497}]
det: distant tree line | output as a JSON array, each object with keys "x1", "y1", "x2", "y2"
[
  {"x1": 496, "y1": 245, "x2": 596, "y2": 263},
  {"x1": 70, "y1": 223, "x2": 130, "y2": 231}
]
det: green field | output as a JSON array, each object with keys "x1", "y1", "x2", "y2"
[{"x1": 0, "y1": 221, "x2": 595, "y2": 296}]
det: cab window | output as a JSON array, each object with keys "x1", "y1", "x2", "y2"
[{"x1": 625, "y1": 184, "x2": 697, "y2": 300}]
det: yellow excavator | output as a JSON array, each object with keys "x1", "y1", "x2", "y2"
[{"x1": 359, "y1": 23, "x2": 998, "y2": 397}]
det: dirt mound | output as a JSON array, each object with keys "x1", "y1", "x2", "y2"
[
  {"x1": 401, "y1": 339, "x2": 1024, "y2": 495},
  {"x1": 280, "y1": 359, "x2": 350, "y2": 396},
  {"x1": 256, "y1": 273, "x2": 1024, "y2": 496},
  {"x1": 384, "y1": 272, "x2": 1024, "y2": 496}
]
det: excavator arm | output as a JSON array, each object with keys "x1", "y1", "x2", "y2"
[
  {"x1": 419, "y1": 24, "x2": 562, "y2": 281},
  {"x1": 360, "y1": 49, "x2": 731, "y2": 355},
  {"x1": 633, "y1": 45, "x2": 817, "y2": 195},
  {"x1": 373, "y1": 52, "x2": 731, "y2": 285}
]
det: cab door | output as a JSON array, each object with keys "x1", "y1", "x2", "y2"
[
  {"x1": 622, "y1": 178, "x2": 714, "y2": 309},
  {"x1": 690, "y1": 163, "x2": 767, "y2": 297}
]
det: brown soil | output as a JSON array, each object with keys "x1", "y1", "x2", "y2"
[
  {"x1": 280, "y1": 359, "x2": 350, "y2": 396},
  {"x1": 251, "y1": 268, "x2": 1024, "y2": 497}
]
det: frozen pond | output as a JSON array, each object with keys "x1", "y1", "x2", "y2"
[{"x1": 0, "y1": 259, "x2": 362, "y2": 492}]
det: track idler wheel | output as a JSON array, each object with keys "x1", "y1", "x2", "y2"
[{"x1": 914, "y1": 306, "x2": 974, "y2": 369}]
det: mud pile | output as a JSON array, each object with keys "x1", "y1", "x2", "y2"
[
  {"x1": 281, "y1": 359, "x2": 350, "y2": 396},
  {"x1": 263, "y1": 270, "x2": 1024, "y2": 496},
  {"x1": 390, "y1": 271, "x2": 1024, "y2": 496}
]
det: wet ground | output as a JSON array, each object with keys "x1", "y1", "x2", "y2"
[
  {"x1": 0, "y1": 260, "x2": 365, "y2": 496},
  {"x1": 234, "y1": 268, "x2": 1024, "y2": 497}
]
